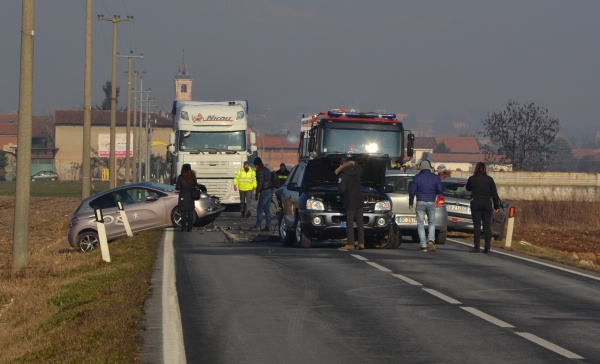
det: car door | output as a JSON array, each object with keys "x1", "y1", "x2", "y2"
[
  {"x1": 114, "y1": 187, "x2": 169, "y2": 232},
  {"x1": 89, "y1": 193, "x2": 125, "y2": 240},
  {"x1": 280, "y1": 164, "x2": 305, "y2": 229}
]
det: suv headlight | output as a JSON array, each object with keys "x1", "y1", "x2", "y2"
[
  {"x1": 374, "y1": 200, "x2": 391, "y2": 212},
  {"x1": 306, "y1": 199, "x2": 324, "y2": 211}
]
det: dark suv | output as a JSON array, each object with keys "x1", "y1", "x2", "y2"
[{"x1": 274, "y1": 154, "x2": 398, "y2": 249}]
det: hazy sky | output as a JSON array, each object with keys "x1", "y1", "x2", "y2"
[{"x1": 1, "y1": 1, "x2": 599, "y2": 139}]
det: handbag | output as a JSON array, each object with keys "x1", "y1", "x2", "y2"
[{"x1": 191, "y1": 185, "x2": 201, "y2": 200}]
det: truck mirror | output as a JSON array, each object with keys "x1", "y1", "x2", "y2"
[
  {"x1": 250, "y1": 145, "x2": 258, "y2": 152},
  {"x1": 169, "y1": 132, "x2": 176, "y2": 145},
  {"x1": 250, "y1": 132, "x2": 256, "y2": 145},
  {"x1": 167, "y1": 145, "x2": 175, "y2": 154},
  {"x1": 407, "y1": 133, "x2": 415, "y2": 158}
]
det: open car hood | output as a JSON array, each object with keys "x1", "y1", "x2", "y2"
[{"x1": 306, "y1": 154, "x2": 389, "y2": 192}]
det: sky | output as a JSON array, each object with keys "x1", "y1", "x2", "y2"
[{"x1": 1, "y1": 0, "x2": 599, "y2": 143}]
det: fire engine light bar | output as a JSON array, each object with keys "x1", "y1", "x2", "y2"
[{"x1": 327, "y1": 110, "x2": 396, "y2": 119}]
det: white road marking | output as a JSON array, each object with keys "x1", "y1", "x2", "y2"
[
  {"x1": 460, "y1": 306, "x2": 514, "y2": 328},
  {"x1": 366, "y1": 261, "x2": 392, "y2": 272},
  {"x1": 391, "y1": 273, "x2": 423, "y2": 286},
  {"x1": 515, "y1": 332, "x2": 584, "y2": 360},
  {"x1": 351, "y1": 254, "x2": 369, "y2": 261},
  {"x1": 422, "y1": 288, "x2": 462, "y2": 304}
]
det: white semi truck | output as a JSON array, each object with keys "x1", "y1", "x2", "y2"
[{"x1": 168, "y1": 100, "x2": 257, "y2": 205}]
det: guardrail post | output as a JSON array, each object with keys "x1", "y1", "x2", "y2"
[
  {"x1": 504, "y1": 206, "x2": 516, "y2": 247},
  {"x1": 95, "y1": 208, "x2": 111, "y2": 262},
  {"x1": 117, "y1": 201, "x2": 133, "y2": 237}
]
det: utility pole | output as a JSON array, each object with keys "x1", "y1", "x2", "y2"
[
  {"x1": 98, "y1": 14, "x2": 133, "y2": 188},
  {"x1": 13, "y1": 0, "x2": 34, "y2": 270},
  {"x1": 145, "y1": 98, "x2": 158, "y2": 182},
  {"x1": 119, "y1": 52, "x2": 143, "y2": 183},
  {"x1": 82, "y1": 0, "x2": 93, "y2": 198},
  {"x1": 137, "y1": 74, "x2": 148, "y2": 181},
  {"x1": 132, "y1": 71, "x2": 139, "y2": 181}
]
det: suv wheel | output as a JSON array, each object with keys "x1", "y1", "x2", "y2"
[
  {"x1": 435, "y1": 230, "x2": 447, "y2": 244},
  {"x1": 376, "y1": 225, "x2": 400, "y2": 249},
  {"x1": 294, "y1": 216, "x2": 311, "y2": 248},
  {"x1": 278, "y1": 217, "x2": 294, "y2": 246}
]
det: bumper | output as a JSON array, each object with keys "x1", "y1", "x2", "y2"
[
  {"x1": 298, "y1": 210, "x2": 393, "y2": 239},
  {"x1": 393, "y1": 213, "x2": 448, "y2": 232}
]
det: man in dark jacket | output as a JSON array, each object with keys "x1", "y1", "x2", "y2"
[
  {"x1": 409, "y1": 159, "x2": 444, "y2": 252},
  {"x1": 274, "y1": 163, "x2": 290, "y2": 188},
  {"x1": 336, "y1": 156, "x2": 365, "y2": 250},
  {"x1": 252, "y1": 157, "x2": 273, "y2": 231}
]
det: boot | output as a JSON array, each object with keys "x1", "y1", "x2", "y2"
[
  {"x1": 357, "y1": 244, "x2": 365, "y2": 250},
  {"x1": 339, "y1": 244, "x2": 355, "y2": 250}
]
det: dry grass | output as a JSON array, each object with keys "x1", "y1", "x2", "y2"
[{"x1": 0, "y1": 196, "x2": 159, "y2": 363}]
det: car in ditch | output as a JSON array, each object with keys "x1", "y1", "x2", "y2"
[
  {"x1": 274, "y1": 154, "x2": 398, "y2": 249},
  {"x1": 385, "y1": 170, "x2": 448, "y2": 244},
  {"x1": 68, "y1": 181, "x2": 225, "y2": 252},
  {"x1": 441, "y1": 177, "x2": 508, "y2": 240}
]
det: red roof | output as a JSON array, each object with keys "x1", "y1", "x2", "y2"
[
  {"x1": 434, "y1": 136, "x2": 480, "y2": 153},
  {"x1": 572, "y1": 149, "x2": 600, "y2": 160}
]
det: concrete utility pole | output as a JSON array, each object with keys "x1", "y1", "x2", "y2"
[
  {"x1": 98, "y1": 14, "x2": 133, "y2": 188},
  {"x1": 119, "y1": 52, "x2": 143, "y2": 183},
  {"x1": 145, "y1": 98, "x2": 158, "y2": 182},
  {"x1": 13, "y1": 0, "x2": 34, "y2": 270},
  {"x1": 132, "y1": 71, "x2": 139, "y2": 181},
  {"x1": 82, "y1": 0, "x2": 93, "y2": 198}
]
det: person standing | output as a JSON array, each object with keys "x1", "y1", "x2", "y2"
[
  {"x1": 336, "y1": 156, "x2": 365, "y2": 250},
  {"x1": 233, "y1": 161, "x2": 257, "y2": 218},
  {"x1": 175, "y1": 163, "x2": 199, "y2": 232},
  {"x1": 252, "y1": 157, "x2": 273, "y2": 231},
  {"x1": 274, "y1": 163, "x2": 290, "y2": 188},
  {"x1": 466, "y1": 162, "x2": 500, "y2": 253},
  {"x1": 409, "y1": 159, "x2": 444, "y2": 252}
]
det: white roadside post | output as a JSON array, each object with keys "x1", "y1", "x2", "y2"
[
  {"x1": 95, "y1": 208, "x2": 111, "y2": 262},
  {"x1": 504, "y1": 206, "x2": 516, "y2": 247},
  {"x1": 117, "y1": 200, "x2": 133, "y2": 237}
]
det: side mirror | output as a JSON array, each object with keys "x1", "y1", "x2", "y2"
[
  {"x1": 250, "y1": 132, "x2": 256, "y2": 145},
  {"x1": 167, "y1": 145, "x2": 175, "y2": 154},
  {"x1": 406, "y1": 133, "x2": 415, "y2": 158},
  {"x1": 169, "y1": 131, "x2": 176, "y2": 145},
  {"x1": 383, "y1": 185, "x2": 393, "y2": 193}
]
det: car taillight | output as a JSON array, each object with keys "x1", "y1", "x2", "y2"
[
  {"x1": 435, "y1": 195, "x2": 445, "y2": 208},
  {"x1": 69, "y1": 217, "x2": 78, "y2": 228}
]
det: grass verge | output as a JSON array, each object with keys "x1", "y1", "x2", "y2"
[{"x1": 0, "y1": 230, "x2": 160, "y2": 363}]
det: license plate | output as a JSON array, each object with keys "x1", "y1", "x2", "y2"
[
  {"x1": 395, "y1": 216, "x2": 418, "y2": 225},
  {"x1": 340, "y1": 221, "x2": 346, "y2": 227},
  {"x1": 447, "y1": 205, "x2": 470, "y2": 213}
]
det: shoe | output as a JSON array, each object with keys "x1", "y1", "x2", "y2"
[
  {"x1": 339, "y1": 244, "x2": 355, "y2": 250},
  {"x1": 357, "y1": 244, "x2": 365, "y2": 250},
  {"x1": 470, "y1": 248, "x2": 480, "y2": 253},
  {"x1": 427, "y1": 241, "x2": 436, "y2": 252},
  {"x1": 483, "y1": 248, "x2": 490, "y2": 253},
  {"x1": 418, "y1": 247, "x2": 428, "y2": 252},
  {"x1": 245, "y1": 211, "x2": 251, "y2": 218},
  {"x1": 261, "y1": 227, "x2": 270, "y2": 232}
]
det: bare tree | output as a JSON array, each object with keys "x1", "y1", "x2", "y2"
[{"x1": 478, "y1": 99, "x2": 560, "y2": 171}]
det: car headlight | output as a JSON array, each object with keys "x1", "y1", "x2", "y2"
[
  {"x1": 374, "y1": 200, "x2": 391, "y2": 212},
  {"x1": 306, "y1": 199, "x2": 324, "y2": 211}
]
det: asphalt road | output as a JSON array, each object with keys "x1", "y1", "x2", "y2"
[{"x1": 142, "y1": 207, "x2": 600, "y2": 363}]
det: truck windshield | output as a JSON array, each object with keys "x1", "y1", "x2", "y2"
[
  {"x1": 178, "y1": 130, "x2": 246, "y2": 152},
  {"x1": 321, "y1": 128, "x2": 401, "y2": 157}
]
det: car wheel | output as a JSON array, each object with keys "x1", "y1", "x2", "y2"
[
  {"x1": 294, "y1": 216, "x2": 311, "y2": 248},
  {"x1": 278, "y1": 217, "x2": 294, "y2": 246},
  {"x1": 493, "y1": 218, "x2": 506, "y2": 241},
  {"x1": 410, "y1": 231, "x2": 420, "y2": 243},
  {"x1": 77, "y1": 230, "x2": 99, "y2": 252},
  {"x1": 377, "y1": 225, "x2": 400, "y2": 249},
  {"x1": 435, "y1": 230, "x2": 447, "y2": 244},
  {"x1": 171, "y1": 207, "x2": 197, "y2": 227}
]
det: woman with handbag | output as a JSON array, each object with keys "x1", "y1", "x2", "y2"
[{"x1": 175, "y1": 163, "x2": 199, "y2": 232}]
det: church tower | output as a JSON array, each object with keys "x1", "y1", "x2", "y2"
[{"x1": 175, "y1": 52, "x2": 192, "y2": 101}]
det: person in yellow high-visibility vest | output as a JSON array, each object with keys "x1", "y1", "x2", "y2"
[{"x1": 233, "y1": 161, "x2": 257, "y2": 218}]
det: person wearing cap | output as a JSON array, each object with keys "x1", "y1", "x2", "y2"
[
  {"x1": 175, "y1": 163, "x2": 199, "y2": 232},
  {"x1": 409, "y1": 159, "x2": 444, "y2": 252},
  {"x1": 274, "y1": 163, "x2": 290, "y2": 188},
  {"x1": 233, "y1": 160, "x2": 257, "y2": 218}
]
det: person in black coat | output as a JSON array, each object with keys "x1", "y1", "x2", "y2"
[
  {"x1": 466, "y1": 162, "x2": 500, "y2": 253},
  {"x1": 175, "y1": 163, "x2": 199, "y2": 232},
  {"x1": 336, "y1": 156, "x2": 365, "y2": 250}
]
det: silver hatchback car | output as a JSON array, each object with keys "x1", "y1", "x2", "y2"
[
  {"x1": 68, "y1": 182, "x2": 225, "y2": 252},
  {"x1": 385, "y1": 170, "x2": 448, "y2": 244}
]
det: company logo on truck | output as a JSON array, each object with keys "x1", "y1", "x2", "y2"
[{"x1": 192, "y1": 113, "x2": 234, "y2": 123}]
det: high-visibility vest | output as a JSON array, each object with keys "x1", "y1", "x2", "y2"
[{"x1": 233, "y1": 168, "x2": 257, "y2": 191}]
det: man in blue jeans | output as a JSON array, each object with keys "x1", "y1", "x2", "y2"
[{"x1": 409, "y1": 159, "x2": 444, "y2": 252}]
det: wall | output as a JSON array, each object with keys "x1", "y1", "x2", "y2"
[{"x1": 451, "y1": 171, "x2": 600, "y2": 201}]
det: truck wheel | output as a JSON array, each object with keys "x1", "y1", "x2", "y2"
[{"x1": 294, "y1": 216, "x2": 311, "y2": 248}]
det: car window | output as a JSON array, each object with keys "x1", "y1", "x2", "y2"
[
  {"x1": 385, "y1": 175, "x2": 414, "y2": 193},
  {"x1": 89, "y1": 193, "x2": 117, "y2": 210},
  {"x1": 288, "y1": 165, "x2": 305, "y2": 185},
  {"x1": 442, "y1": 181, "x2": 470, "y2": 199}
]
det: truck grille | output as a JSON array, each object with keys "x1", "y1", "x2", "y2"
[{"x1": 199, "y1": 180, "x2": 230, "y2": 199}]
